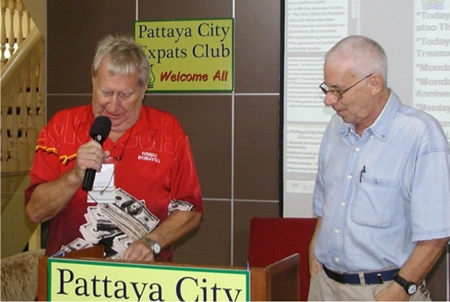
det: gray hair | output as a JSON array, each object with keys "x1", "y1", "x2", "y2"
[
  {"x1": 91, "y1": 35, "x2": 150, "y2": 87},
  {"x1": 325, "y1": 35, "x2": 388, "y2": 85}
]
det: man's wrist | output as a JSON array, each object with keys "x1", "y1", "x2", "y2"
[
  {"x1": 393, "y1": 273, "x2": 418, "y2": 296},
  {"x1": 69, "y1": 168, "x2": 84, "y2": 185},
  {"x1": 391, "y1": 278, "x2": 409, "y2": 294},
  {"x1": 140, "y1": 236, "x2": 161, "y2": 256}
]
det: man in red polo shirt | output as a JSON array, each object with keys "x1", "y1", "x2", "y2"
[{"x1": 25, "y1": 35, "x2": 203, "y2": 262}]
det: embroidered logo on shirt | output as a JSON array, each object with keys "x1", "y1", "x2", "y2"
[
  {"x1": 35, "y1": 142, "x2": 77, "y2": 165},
  {"x1": 138, "y1": 151, "x2": 161, "y2": 163}
]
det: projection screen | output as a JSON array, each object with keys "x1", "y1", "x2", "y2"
[{"x1": 282, "y1": 0, "x2": 450, "y2": 217}]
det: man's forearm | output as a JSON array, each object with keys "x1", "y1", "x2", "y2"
[
  {"x1": 26, "y1": 169, "x2": 82, "y2": 223},
  {"x1": 375, "y1": 237, "x2": 449, "y2": 300},
  {"x1": 143, "y1": 210, "x2": 202, "y2": 249},
  {"x1": 398, "y1": 237, "x2": 449, "y2": 283},
  {"x1": 309, "y1": 217, "x2": 323, "y2": 277}
]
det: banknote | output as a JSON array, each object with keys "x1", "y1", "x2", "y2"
[
  {"x1": 80, "y1": 222, "x2": 122, "y2": 244},
  {"x1": 111, "y1": 234, "x2": 133, "y2": 258},
  {"x1": 168, "y1": 199, "x2": 194, "y2": 213},
  {"x1": 113, "y1": 188, "x2": 160, "y2": 233},
  {"x1": 98, "y1": 189, "x2": 159, "y2": 241}
]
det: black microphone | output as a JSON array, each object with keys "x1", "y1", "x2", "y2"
[{"x1": 82, "y1": 116, "x2": 112, "y2": 191}]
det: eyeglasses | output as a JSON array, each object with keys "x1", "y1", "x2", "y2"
[{"x1": 319, "y1": 74, "x2": 372, "y2": 100}]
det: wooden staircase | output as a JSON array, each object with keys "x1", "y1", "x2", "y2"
[{"x1": 1, "y1": 0, "x2": 45, "y2": 257}]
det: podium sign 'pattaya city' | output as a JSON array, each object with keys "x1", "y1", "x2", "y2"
[
  {"x1": 47, "y1": 258, "x2": 250, "y2": 301},
  {"x1": 135, "y1": 18, "x2": 234, "y2": 92}
]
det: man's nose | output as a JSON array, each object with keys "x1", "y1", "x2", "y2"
[
  {"x1": 108, "y1": 94, "x2": 120, "y2": 111},
  {"x1": 323, "y1": 93, "x2": 338, "y2": 106}
]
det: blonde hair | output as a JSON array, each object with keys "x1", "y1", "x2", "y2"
[{"x1": 91, "y1": 35, "x2": 150, "y2": 87}]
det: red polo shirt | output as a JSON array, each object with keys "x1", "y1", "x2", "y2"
[{"x1": 25, "y1": 105, "x2": 203, "y2": 261}]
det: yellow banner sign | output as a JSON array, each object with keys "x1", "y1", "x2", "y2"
[
  {"x1": 48, "y1": 258, "x2": 250, "y2": 301},
  {"x1": 135, "y1": 18, "x2": 234, "y2": 92}
]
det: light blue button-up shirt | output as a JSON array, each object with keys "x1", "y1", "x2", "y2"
[{"x1": 313, "y1": 90, "x2": 450, "y2": 273}]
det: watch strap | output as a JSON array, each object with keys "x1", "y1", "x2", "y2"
[
  {"x1": 140, "y1": 237, "x2": 161, "y2": 256},
  {"x1": 393, "y1": 273, "x2": 417, "y2": 296}
]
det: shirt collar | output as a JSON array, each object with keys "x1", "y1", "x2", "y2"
[
  {"x1": 83, "y1": 105, "x2": 164, "y2": 141},
  {"x1": 338, "y1": 89, "x2": 401, "y2": 141}
]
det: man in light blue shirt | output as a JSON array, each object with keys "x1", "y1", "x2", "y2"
[{"x1": 308, "y1": 35, "x2": 450, "y2": 301}]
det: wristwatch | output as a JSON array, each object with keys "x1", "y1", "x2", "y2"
[
  {"x1": 150, "y1": 241, "x2": 161, "y2": 256},
  {"x1": 393, "y1": 273, "x2": 417, "y2": 296},
  {"x1": 140, "y1": 237, "x2": 161, "y2": 256}
]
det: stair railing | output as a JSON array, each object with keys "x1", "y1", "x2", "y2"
[
  {"x1": 1, "y1": 0, "x2": 33, "y2": 68},
  {"x1": 1, "y1": 26, "x2": 45, "y2": 173},
  {"x1": 1, "y1": 0, "x2": 45, "y2": 257}
]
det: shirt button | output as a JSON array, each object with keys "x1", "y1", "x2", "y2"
[
  {"x1": 347, "y1": 174, "x2": 352, "y2": 180},
  {"x1": 334, "y1": 257, "x2": 340, "y2": 263},
  {"x1": 340, "y1": 201, "x2": 346, "y2": 207},
  {"x1": 355, "y1": 147, "x2": 360, "y2": 152},
  {"x1": 370, "y1": 135, "x2": 374, "y2": 139},
  {"x1": 334, "y1": 228, "x2": 340, "y2": 234}
]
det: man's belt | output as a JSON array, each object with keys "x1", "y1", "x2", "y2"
[{"x1": 323, "y1": 265, "x2": 400, "y2": 285}]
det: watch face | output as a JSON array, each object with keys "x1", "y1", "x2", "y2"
[
  {"x1": 152, "y1": 242, "x2": 161, "y2": 254},
  {"x1": 407, "y1": 284, "x2": 417, "y2": 295}
]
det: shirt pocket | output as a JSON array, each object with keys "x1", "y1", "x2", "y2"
[{"x1": 351, "y1": 173, "x2": 399, "y2": 228}]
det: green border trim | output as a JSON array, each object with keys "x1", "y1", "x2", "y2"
[{"x1": 47, "y1": 257, "x2": 250, "y2": 300}]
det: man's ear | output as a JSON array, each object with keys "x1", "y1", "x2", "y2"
[{"x1": 369, "y1": 73, "x2": 383, "y2": 96}]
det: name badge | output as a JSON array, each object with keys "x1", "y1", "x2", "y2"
[{"x1": 87, "y1": 157, "x2": 117, "y2": 203}]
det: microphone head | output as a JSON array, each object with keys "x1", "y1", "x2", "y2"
[{"x1": 90, "y1": 116, "x2": 112, "y2": 144}]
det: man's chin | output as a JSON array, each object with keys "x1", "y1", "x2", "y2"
[
  {"x1": 337, "y1": 112, "x2": 352, "y2": 123},
  {"x1": 336, "y1": 110, "x2": 346, "y2": 118}
]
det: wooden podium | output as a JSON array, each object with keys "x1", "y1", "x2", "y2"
[{"x1": 38, "y1": 246, "x2": 299, "y2": 301}]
